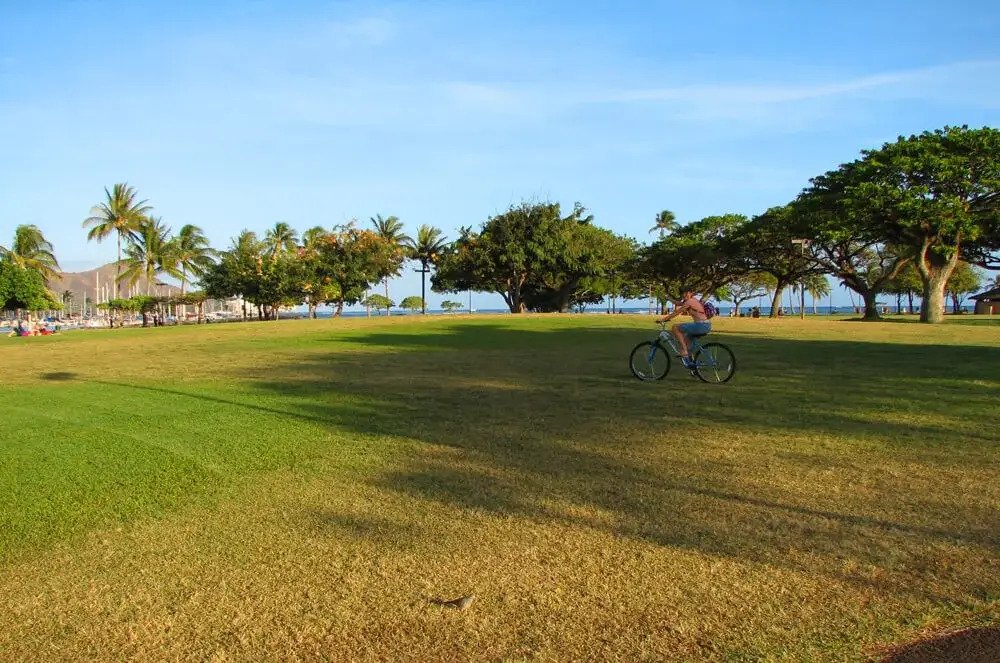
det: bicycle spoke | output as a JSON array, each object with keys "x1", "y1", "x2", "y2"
[
  {"x1": 630, "y1": 340, "x2": 670, "y2": 380},
  {"x1": 694, "y1": 343, "x2": 735, "y2": 384}
]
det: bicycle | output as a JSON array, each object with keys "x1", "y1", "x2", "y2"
[{"x1": 629, "y1": 322, "x2": 736, "y2": 383}]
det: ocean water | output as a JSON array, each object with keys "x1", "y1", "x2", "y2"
[{"x1": 294, "y1": 305, "x2": 877, "y2": 319}]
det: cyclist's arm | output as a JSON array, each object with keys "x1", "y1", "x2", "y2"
[{"x1": 657, "y1": 303, "x2": 690, "y2": 323}]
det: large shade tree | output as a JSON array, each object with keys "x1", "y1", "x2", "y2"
[
  {"x1": 739, "y1": 206, "x2": 824, "y2": 318},
  {"x1": 639, "y1": 214, "x2": 749, "y2": 302},
  {"x1": 297, "y1": 226, "x2": 338, "y2": 319},
  {"x1": 797, "y1": 153, "x2": 914, "y2": 320},
  {"x1": 433, "y1": 201, "x2": 629, "y2": 313},
  {"x1": 841, "y1": 126, "x2": 1000, "y2": 323},
  {"x1": 83, "y1": 183, "x2": 153, "y2": 299},
  {"x1": 201, "y1": 230, "x2": 266, "y2": 320},
  {"x1": 314, "y1": 224, "x2": 399, "y2": 317}
]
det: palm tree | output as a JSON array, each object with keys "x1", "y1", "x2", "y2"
[
  {"x1": 83, "y1": 183, "x2": 153, "y2": 299},
  {"x1": 370, "y1": 214, "x2": 411, "y2": 314},
  {"x1": 649, "y1": 210, "x2": 678, "y2": 238},
  {"x1": 120, "y1": 217, "x2": 173, "y2": 295},
  {"x1": 265, "y1": 222, "x2": 298, "y2": 256},
  {"x1": 0, "y1": 224, "x2": 61, "y2": 282},
  {"x1": 404, "y1": 224, "x2": 447, "y2": 314},
  {"x1": 172, "y1": 224, "x2": 217, "y2": 295},
  {"x1": 804, "y1": 274, "x2": 831, "y2": 315}
]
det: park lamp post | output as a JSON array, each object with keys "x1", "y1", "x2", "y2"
[
  {"x1": 791, "y1": 239, "x2": 810, "y2": 320},
  {"x1": 413, "y1": 264, "x2": 431, "y2": 314}
]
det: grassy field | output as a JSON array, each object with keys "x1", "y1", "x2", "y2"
[{"x1": 0, "y1": 314, "x2": 997, "y2": 662}]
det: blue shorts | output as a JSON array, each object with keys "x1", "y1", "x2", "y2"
[{"x1": 677, "y1": 321, "x2": 711, "y2": 338}]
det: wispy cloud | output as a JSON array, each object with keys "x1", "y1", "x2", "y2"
[
  {"x1": 597, "y1": 60, "x2": 1000, "y2": 107},
  {"x1": 448, "y1": 61, "x2": 1000, "y2": 114}
]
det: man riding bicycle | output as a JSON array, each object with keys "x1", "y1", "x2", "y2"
[{"x1": 656, "y1": 288, "x2": 710, "y2": 369}]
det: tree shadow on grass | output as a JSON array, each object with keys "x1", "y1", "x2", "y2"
[
  {"x1": 238, "y1": 322, "x2": 999, "y2": 602},
  {"x1": 34, "y1": 321, "x2": 996, "y2": 601},
  {"x1": 872, "y1": 626, "x2": 1000, "y2": 663}
]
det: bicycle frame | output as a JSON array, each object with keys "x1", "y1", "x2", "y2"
[
  {"x1": 631, "y1": 323, "x2": 735, "y2": 383},
  {"x1": 652, "y1": 328, "x2": 703, "y2": 359}
]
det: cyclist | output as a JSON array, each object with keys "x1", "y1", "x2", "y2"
[{"x1": 656, "y1": 288, "x2": 710, "y2": 369}]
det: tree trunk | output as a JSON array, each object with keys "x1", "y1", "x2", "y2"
[
  {"x1": 385, "y1": 279, "x2": 391, "y2": 316},
  {"x1": 308, "y1": 302, "x2": 317, "y2": 319},
  {"x1": 335, "y1": 299, "x2": 344, "y2": 317},
  {"x1": 950, "y1": 293, "x2": 960, "y2": 314},
  {"x1": 914, "y1": 237, "x2": 961, "y2": 324},
  {"x1": 921, "y1": 276, "x2": 949, "y2": 323},
  {"x1": 769, "y1": 284, "x2": 785, "y2": 318},
  {"x1": 861, "y1": 290, "x2": 880, "y2": 320},
  {"x1": 115, "y1": 234, "x2": 121, "y2": 300},
  {"x1": 907, "y1": 291, "x2": 914, "y2": 314}
]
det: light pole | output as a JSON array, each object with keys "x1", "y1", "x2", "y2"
[
  {"x1": 413, "y1": 264, "x2": 430, "y2": 314},
  {"x1": 791, "y1": 239, "x2": 809, "y2": 320}
]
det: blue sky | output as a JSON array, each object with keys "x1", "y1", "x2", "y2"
[{"x1": 1, "y1": 0, "x2": 997, "y2": 309}]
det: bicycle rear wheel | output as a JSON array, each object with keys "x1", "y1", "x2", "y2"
[
  {"x1": 629, "y1": 341, "x2": 671, "y2": 381},
  {"x1": 693, "y1": 342, "x2": 736, "y2": 383}
]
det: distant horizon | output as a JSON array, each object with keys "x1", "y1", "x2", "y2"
[{"x1": 49, "y1": 257, "x2": 993, "y2": 314}]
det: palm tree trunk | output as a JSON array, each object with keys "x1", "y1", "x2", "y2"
[
  {"x1": 116, "y1": 233, "x2": 122, "y2": 300},
  {"x1": 385, "y1": 278, "x2": 391, "y2": 316}
]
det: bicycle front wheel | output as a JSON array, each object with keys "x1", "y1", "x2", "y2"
[
  {"x1": 629, "y1": 341, "x2": 671, "y2": 381},
  {"x1": 693, "y1": 343, "x2": 736, "y2": 383}
]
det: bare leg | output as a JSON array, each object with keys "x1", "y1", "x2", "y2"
[{"x1": 671, "y1": 324, "x2": 689, "y2": 357}]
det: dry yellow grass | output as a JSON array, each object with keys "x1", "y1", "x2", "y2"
[{"x1": 0, "y1": 315, "x2": 997, "y2": 661}]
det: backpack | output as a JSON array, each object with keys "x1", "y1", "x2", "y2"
[{"x1": 701, "y1": 300, "x2": 717, "y2": 319}]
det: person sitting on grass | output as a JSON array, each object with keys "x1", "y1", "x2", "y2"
[{"x1": 656, "y1": 288, "x2": 710, "y2": 369}]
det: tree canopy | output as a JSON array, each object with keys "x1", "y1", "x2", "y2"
[
  {"x1": 433, "y1": 201, "x2": 632, "y2": 313},
  {"x1": 0, "y1": 261, "x2": 59, "y2": 311}
]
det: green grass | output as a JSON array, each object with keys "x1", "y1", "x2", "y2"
[{"x1": 0, "y1": 315, "x2": 997, "y2": 661}]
